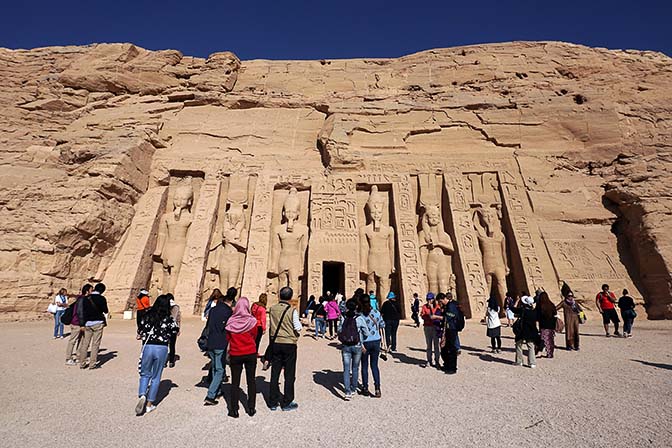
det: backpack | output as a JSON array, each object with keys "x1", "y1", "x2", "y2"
[
  {"x1": 455, "y1": 308, "x2": 465, "y2": 332},
  {"x1": 61, "y1": 302, "x2": 75, "y2": 326},
  {"x1": 338, "y1": 315, "x2": 360, "y2": 346}
]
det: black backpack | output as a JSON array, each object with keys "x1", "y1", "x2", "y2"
[
  {"x1": 61, "y1": 302, "x2": 75, "y2": 326},
  {"x1": 338, "y1": 316, "x2": 360, "y2": 346}
]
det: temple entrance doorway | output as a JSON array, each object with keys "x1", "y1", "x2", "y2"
[{"x1": 322, "y1": 261, "x2": 345, "y2": 298}]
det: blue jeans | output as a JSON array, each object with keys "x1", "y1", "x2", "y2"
[
  {"x1": 54, "y1": 310, "x2": 65, "y2": 337},
  {"x1": 342, "y1": 345, "x2": 362, "y2": 394},
  {"x1": 314, "y1": 317, "x2": 326, "y2": 337},
  {"x1": 455, "y1": 333, "x2": 461, "y2": 350},
  {"x1": 207, "y1": 349, "x2": 226, "y2": 400},
  {"x1": 361, "y1": 340, "x2": 381, "y2": 390},
  {"x1": 139, "y1": 344, "x2": 168, "y2": 403}
]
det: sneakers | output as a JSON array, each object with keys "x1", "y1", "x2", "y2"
[
  {"x1": 135, "y1": 396, "x2": 147, "y2": 416},
  {"x1": 529, "y1": 364, "x2": 537, "y2": 369},
  {"x1": 168, "y1": 361, "x2": 175, "y2": 368},
  {"x1": 614, "y1": 331, "x2": 622, "y2": 337},
  {"x1": 606, "y1": 333, "x2": 611, "y2": 338},
  {"x1": 344, "y1": 393, "x2": 352, "y2": 401},
  {"x1": 145, "y1": 404, "x2": 157, "y2": 414},
  {"x1": 203, "y1": 397, "x2": 219, "y2": 406},
  {"x1": 358, "y1": 387, "x2": 370, "y2": 397},
  {"x1": 281, "y1": 402, "x2": 299, "y2": 411},
  {"x1": 65, "y1": 359, "x2": 77, "y2": 366},
  {"x1": 269, "y1": 405, "x2": 279, "y2": 411}
]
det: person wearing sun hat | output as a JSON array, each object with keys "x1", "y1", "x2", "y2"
[
  {"x1": 512, "y1": 294, "x2": 540, "y2": 368},
  {"x1": 380, "y1": 291, "x2": 401, "y2": 352}
]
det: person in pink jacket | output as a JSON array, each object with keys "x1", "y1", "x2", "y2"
[
  {"x1": 324, "y1": 296, "x2": 341, "y2": 340},
  {"x1": 251, "y1": 293, "x2": 268, "y2": 355}
]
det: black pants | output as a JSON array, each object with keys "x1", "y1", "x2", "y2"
[
  {"x1": 490, "y1": 336, "x2": 501, "y2": 349},
  {"x1": 168, "y1": 333, "x2": 178, "y2": 364},
  {"x1": 328, "y1": 319, "x2": 338, "y2": 337},
  {"x1": 384, "y1": 320, "x2": 400, "y2": 351},
  {"x1": 270, "y1": 343, "x2": 297, "y2": 408},
  {"x1": 229, "y1": 353, "x2": 257, "y2": 413},
  {"x1": 441, "y1": 330, "x2": 458, "y2": 373},
  {"x1": 411, "y1": 311, "x2": 420, "y2": 327},
  {"x1": 136, "y1": 309, "x2": 147, "y2": 333},
  {"x1": 255, "y1": 327, "x2": 263, "y2": 352}
]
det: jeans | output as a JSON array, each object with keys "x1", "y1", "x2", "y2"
[
  {"x1": 78, "y1": 323, "x2": 104, "y2": 368},
  {"x1": 314, "y1": 318, "x2": 326, "y2": 337},
  {"x1": 361, "y1": 340, "x2": 381, "y2": 390},
  {"x1": 229, "y1": 353, "x2": 257, "y2": 413},
  {"x1": 515, "y1": 339, "x2": 536, "y2": 366},
  {"x1": 139, "y1": 344, "x2": 168, "y2": 403},
  {"x1": 341, "y1": 345, "x2": 362, "y2": 395},
  {"x1": 54, "y1": 310, "x2": 65, "y2": 337},
  {"x1": 384, "y1": 319, "x2": 399, "y2": 351},
  {"x1": 207, "y1": 349, "x2": 226, "y2": 400},
  {"x1": 423, "y1": 326, "x2": 440, "y2": 365},
  {"x1": 441, "y1": 330, "x2": 458, "y2": 373},
  {"x1": 270, "y1": 343, "x2": 297, "y2": 408}
]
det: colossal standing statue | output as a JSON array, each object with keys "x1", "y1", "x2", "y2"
[
  {"x1": 418, "y1": 203, "x2": 455, "y2": 295},
  {"x1": 153, "y1": 180, "x2": 194, "y2": 293},
  {"x1": 360, "y1": 186, "x2": 396, "y2": 298},
  {"x1": 473, "y1": 206, "x2": 509, "y2": 307},
  {"x1": 269, "y1": 187, "x2": 308, "y2": 295}
]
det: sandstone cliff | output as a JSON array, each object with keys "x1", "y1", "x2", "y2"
[{"x1": 0, "y1": 41, "x2": 670, "y2": 319}]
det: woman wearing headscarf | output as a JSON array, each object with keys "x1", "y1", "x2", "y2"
[
  {"x1": 225, "y1": 297, "x2": 259, "y2": 418},
  {"x1": 536, "y1": 291, "x2": 557, "y2": 358},
  {"x1": 485, "y1": 296, "x2": 502, "y2": 353},
  {"x1": 136, "y1": 295, "x2": 179, "y2": 416},
  {"x1": 511, "y1": 295, "x2": 539, "y2": 368},
  {"x1": 557, "y1": 292, "x2": 581, "y2": 351}
]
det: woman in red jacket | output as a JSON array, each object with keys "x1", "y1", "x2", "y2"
[{"x1": 225, "y1": 297, "x2": 259, "y2": 418}]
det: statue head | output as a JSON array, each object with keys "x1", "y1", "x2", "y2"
[
  {"x1": 367, "y1": 186, "x2": 386, "y2": 230},
  {"x1": 424, "y1": 204, "x2": 441, "y2": 227},
  {"x1": 173, "y1": 180, "x2": 193, "y2": 220},
  {"x1": 481, "y1": 207, "x2": 501, "y2": 235},
  {"x1": 283, "y1": 187, "x2": 301, "y2": 232}
]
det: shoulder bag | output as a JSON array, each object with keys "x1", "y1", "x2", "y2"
[{"x1": 261, "y1": 304, "x2": 291, "y2": 371}]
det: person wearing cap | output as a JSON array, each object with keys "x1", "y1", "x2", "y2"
[
  {"x1": 380, "y1": 291, "x2": 401, "y2": 352},
  {"x1": 420, "y1": 292, "x2": 440, "y2": 368},
  {"x1": 511, "y1": 295, "x2": 539, "y2": 368},
  {"x1": 136, "y1": 289, "x2": 151, "y2": 337}
]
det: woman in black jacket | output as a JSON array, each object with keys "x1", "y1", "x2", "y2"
[{"x1": 511, "y1": 295, "x2": 539, "y2": 368}]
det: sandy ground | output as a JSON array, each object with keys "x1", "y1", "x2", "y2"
[{"x1": 0, "y1": 316, "x2": 670, "y2": 448}]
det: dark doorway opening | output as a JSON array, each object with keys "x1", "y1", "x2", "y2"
[{"x1": 322, "y1": 261, "x2": 345, "y2": 298}]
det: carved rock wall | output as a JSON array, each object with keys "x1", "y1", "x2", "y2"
[{"x1": 0, "y1": 41, "x2": 670, "y2": 318}]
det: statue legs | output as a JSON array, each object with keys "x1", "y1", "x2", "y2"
[
  {"x1": 366, "y1": 273, "x2": 377, "y2": 297},
  {"x1": 379, "y1": 274, "x2": 391, "y2": 299},
  {"x1": 493, "y1": 269, "x2": 508, "y2": 309}
]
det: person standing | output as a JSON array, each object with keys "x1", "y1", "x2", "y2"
[
  {"x1": 135, "y1": 295, "x2": 179, "y2": 416},
  {"x1": 439, "y1": 292, "x2": 463, "y2": 374},
  {"x1": 312, "y1": 297, "x2": 327, "y2": 339},
  {"x1": 369, "y1": 291, "x2": 379, "y2": 311},
  {"x1": 359, "y1": 294, "x2": 384, "y2": 398},
  {"x1": 203, "y1": 288, "x2": 223, "y2": 321},
  {"x1": 504, "y1": 292, "x2": 515, "y2": 327},
  {"x1": 203, "y1": 287, "x2": 235, "y2": 406},
  {"x1": 225, "y1": 297, "x2": 259, "y2": 418},
  {"x1": 324, "y1": 295, "x2": 341, "y2": 340},
  {"x1": 78, "y1": 283, "x2": 108, "y2": 370},
  {"x1": 410, "y1": 293, "x2": 420, "y2": 328},
  {"x1": 268, "y1": 286, "x2": 302, "y2": 411},
  {"x1": 338, "y1": 299, "x2": 369, "y2": 400},
  {"x1": 381, "y1": 292, "x2": 401, "y2": 352},
  {"x1": 135, "y1": 289, "x2": 151, "y2": 337},
  {"x1": 420, "y1": 293, "x2": 440, "y2": 368},
  {"x1": 251, "y1": 293, "x2": 268, "y2": 354},
  {"x1": 557, "y1": 292, "x2": 582, "y2": 351},
  {"x1": 485, "y1": 296, "x2": 502, "y2": 353},
  {"x1": 536, "y1": 292, "x2": 557, "y2": 358},
  {"x1": 52, "y1": 288, "x2": 68, "y2": 339},
  {"x1": 302, "y1": 295, "x2": 316, "y2": 320},
  {"x1": 511, "y1": 296, "x2": 539, "y2": 368},
  {"x1": 618, "y1": 289, "x2": 637, "y2": 338},
  {"x1": 65, "y1": 284, "x2": 90, "y2": 365},
  {"x1": 596, "y1": 284, "x2": 621, "y2": 337},
  {"x1": 167, "y1": 294, "x2": 181, "y2": 368}
]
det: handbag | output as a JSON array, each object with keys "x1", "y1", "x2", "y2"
[
  {"x1": 197, "y1": 319, "x2": 209, "y2": 352},
  {"x1": 261, "y1": 304, "x2": 291, "y2": 371},
  {"x1": 578, "y1": 311, "x2": 587, "y2": 324},
  {"x1": 555, "y1": 316, "x2": 564, "y2": 333},
  {"x1": 47, "y1": 303, "x2": 58, "y2": 314}
]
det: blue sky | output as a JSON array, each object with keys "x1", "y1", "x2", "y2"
[{"x1": 1, "y1": 0, "x2": 669, "y2": 59}]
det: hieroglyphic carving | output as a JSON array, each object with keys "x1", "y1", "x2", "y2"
[
  {"x1": 241, "y1": 177, "x2": 275, "y2": 299},
  {"x1": 444, "y1": 175, "x2": 487, "y2": 316},
  {"x1": 104, "y1": 186, "x2": 168, "y2": 312},
  {"x1": 391, "y1": 177, "x2": 423, "y2": 318},
  {"x1": 173, "y1": 178, "x2": 221, "y2": 314}
]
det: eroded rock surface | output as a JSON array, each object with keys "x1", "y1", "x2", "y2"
[{"x1": 0, "y1": 41, "x2": 670, "y2": 319}]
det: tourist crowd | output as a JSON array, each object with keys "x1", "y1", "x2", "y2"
[{"x1": 48, "y1": 280, "x2": 637, "y2": 417}]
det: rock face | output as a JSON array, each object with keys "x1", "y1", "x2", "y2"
[{"x1": 0, "y1": 41, "x2": 670, "y2": 319}]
